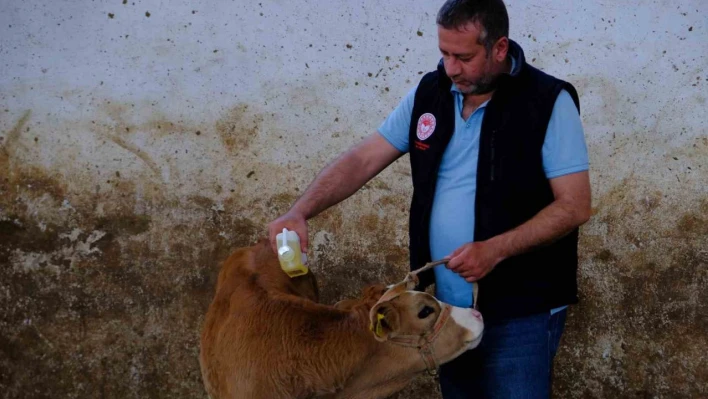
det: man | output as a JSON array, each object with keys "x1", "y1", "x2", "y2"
[{"x1": 268, "y1": 0, "x2": 591, "y2": 397}]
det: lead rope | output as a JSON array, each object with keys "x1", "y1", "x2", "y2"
[{"x1": 408, "y1": 259, "x2": 479, "y2": 310}]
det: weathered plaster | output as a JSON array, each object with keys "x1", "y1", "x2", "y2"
[{"x1": 1, "y1": 1, "x2": 706, "y2": 398}]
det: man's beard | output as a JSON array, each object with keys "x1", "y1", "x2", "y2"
[{"x1": 456, "y1": 75, "x2": 497, "y2": 95}]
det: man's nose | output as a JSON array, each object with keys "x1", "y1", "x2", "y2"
[{"x1": 444, "y1": 57, "x2": 460, "y2": 77}]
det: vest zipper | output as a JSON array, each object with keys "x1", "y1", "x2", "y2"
[{"x1": 490, "y1": 130, "x2": 496, "y2": 182}]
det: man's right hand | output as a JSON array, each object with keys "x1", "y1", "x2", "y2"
[{"x1": 268, "y1": 211, "x2": 309, "y2": 254}]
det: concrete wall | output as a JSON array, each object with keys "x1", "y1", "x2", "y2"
[{"x1": 1, "y1": 0, "x2": 705, "y2": 397}]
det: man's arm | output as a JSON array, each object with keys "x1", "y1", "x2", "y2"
[
  {"x1": 290, "y1": 132, "x2": 403, "y2": 220},
  {"x1": 447, "y1": 171, "x2": 591, "y2": 282},
  {"x1": 268, "y1": 132, "x2": 403, "y2": 253}
]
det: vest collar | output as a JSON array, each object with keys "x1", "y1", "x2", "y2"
[
  {"x1": 507, "y1": 39, "x2": 524, "y2": 77},
  {"x1": 436, "y1": 59, "x2": 452, "y2": 94}
]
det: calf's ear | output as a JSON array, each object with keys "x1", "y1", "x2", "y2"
[
  {"x1": 368, "y1": 302, "x2": 400, "y2": 342},
  {"x1": 361, "y1": 284, "x2": 387, "y2": 301}
]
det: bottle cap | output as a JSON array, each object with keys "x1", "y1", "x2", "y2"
[{"x1": 278, "y1": 228, "x2": 294, "y2": 259}]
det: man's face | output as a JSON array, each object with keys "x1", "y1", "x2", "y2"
[{"x1": 437, "y1": 22, "x2": 506, "y2": 95}]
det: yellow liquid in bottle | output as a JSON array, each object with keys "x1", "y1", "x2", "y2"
[{"x1": 277, "y1": 238, "x2": 309, "y2": 278}]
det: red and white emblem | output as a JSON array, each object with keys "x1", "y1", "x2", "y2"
[{"x1": 416, "y1": 113, "x2": 436, "y2": 141}]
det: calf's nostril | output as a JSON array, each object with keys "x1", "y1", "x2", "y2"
[{"x1": 470, "y1": 309, "x2": 483, "y2": 320}]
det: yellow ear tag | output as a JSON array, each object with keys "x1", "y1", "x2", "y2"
[{"x1": 374, "y1": 312, "x2": 385, "y2": 337}]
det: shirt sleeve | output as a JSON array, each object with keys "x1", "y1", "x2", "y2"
[
  {"x1": 377, "y1": 85, "x2": 418, "y2": 153},
  {"x1": 542, "y1": 89, "x2": 589, "y2": 179}
]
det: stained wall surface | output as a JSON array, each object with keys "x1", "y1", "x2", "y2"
[{"x1": 1, "y1": 0, "x2": 706, "y2": 398}]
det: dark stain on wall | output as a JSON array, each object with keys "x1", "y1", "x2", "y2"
[
  {"x1": 2, "y1": 110, "x2": 32, "y2": 155},
  {"x1": 215, "y1": 104, "x2": 265, "y2": 153},
  {"x1": 0, "y1": 113, "x2": 266, "y2": 397},
  {"x1": 554, "y1": 178, "x2": 708, "y2": 398}
]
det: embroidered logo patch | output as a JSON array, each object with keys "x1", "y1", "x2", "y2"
[{"x1": 416, "y1": 113, "x2": 436, "y2": 141}]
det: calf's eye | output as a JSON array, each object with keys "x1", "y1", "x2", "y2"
[{"x1": 418, "y1": 306, "x2": 435, "y2": 319}]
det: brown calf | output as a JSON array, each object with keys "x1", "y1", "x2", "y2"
[{"x1": 199, "y1": 239, "x2": 483, "y2": 399}]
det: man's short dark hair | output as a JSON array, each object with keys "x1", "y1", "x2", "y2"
[{"x1": 436, "y1": 0, "x2": 509, "y2": 52}]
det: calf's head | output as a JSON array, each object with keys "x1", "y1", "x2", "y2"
[{"x1": 369, "y1": 290, "x2": 483, "y2": 373}]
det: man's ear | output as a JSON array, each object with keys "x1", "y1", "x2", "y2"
[
  {"x1": 368, "y1": 302, "x2": 400, "y2": 342},
  {"x1": 493, "y1": 36, "x2": 509, "y2": 63}
]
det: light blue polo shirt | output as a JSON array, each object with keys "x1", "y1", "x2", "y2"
[{"x1": 378, "y1": 57, "x2": 588, "y2": 312}]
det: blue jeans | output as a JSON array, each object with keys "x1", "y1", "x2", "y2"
[{"x1": 439, "y1": 309, "x2": 567, "y2": 399}]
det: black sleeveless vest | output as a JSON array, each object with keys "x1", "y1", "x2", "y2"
[{"x1": 408, "y1": 40, "x2": 581, "y2": 319}]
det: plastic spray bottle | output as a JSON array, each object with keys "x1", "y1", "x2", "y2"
[{"x1": 276, "y1": 228, "x2": 309, "y2": 278}]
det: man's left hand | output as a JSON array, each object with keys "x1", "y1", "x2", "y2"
[{"x1": 446, "y1": 240, "x2": 505, "y2": 282}]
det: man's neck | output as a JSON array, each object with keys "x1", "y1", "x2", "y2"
[{"x1": 463, "y1": 92, "x2": 493, "y2": 109}]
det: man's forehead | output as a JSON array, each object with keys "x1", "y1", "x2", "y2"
[
  {"x1": 438, "y1": 20, "x2": 484, "y2": 37},
  {"x1": 437, "y1": 21, "x2": 485, "y2": 50}
]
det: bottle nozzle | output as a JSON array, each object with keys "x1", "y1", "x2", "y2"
[{"x1": 278, "y1": 228, "x2": 294, "y2": 259}]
